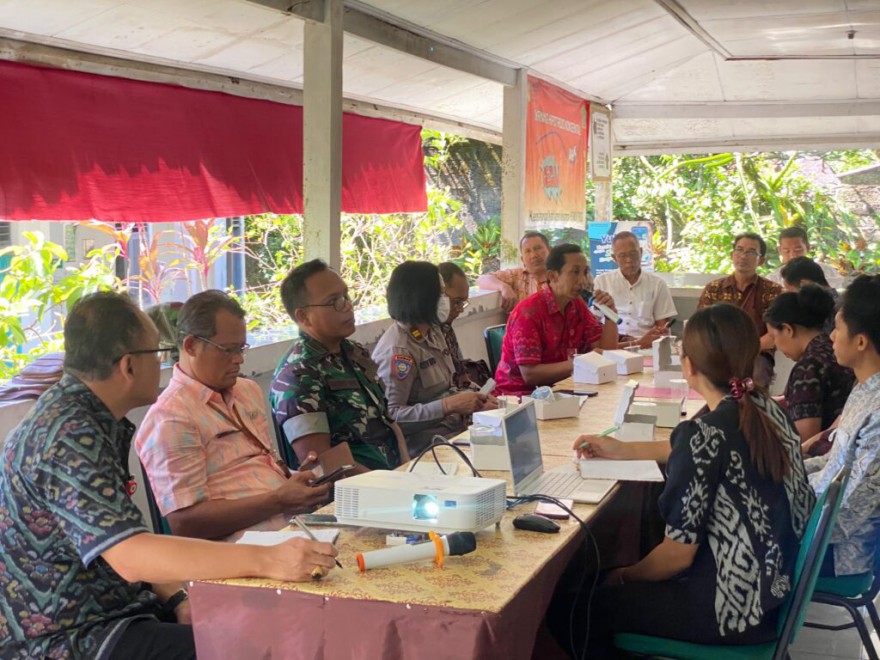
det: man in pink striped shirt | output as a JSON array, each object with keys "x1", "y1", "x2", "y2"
[{"x1": 136, "y1": 291, "x2": 329, "y2": 540}]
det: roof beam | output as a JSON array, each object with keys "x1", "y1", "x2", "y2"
[
  {"x1": 614, "y1": 100, "x2": 880, "y2": 120},
  {"x1": 249, "y1": 0, "x2": 518, "y2": 86},
  {"x1": 0, "y1": 36, "x2": 502, "y2": 144},
  {"x1": 248, "y1": 0, "x2": 326, "y2": 23},
  {"x1": 615, "y1": 133, "x2": 880, "y2": 156}
]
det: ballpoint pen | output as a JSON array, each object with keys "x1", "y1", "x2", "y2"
[{"x1": 293, "y1": 516, "x2": 343, "y2": 569}]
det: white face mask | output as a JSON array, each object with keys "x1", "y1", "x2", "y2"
[{"x1": 436, "y1": 295, "x2": 451, "y2": 324}]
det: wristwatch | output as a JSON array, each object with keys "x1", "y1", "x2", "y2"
[{"x1": 163, "y1": 588, "x2": 189, "y2": 615}]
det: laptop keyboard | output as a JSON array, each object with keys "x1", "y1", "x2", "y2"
[{"x1": 527, "y1": 469, "x2": 584, "y2": 496}]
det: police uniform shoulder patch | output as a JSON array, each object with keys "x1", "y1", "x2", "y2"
[{"x1": 392, "y1": 354, "x2": 415, "y2": 380}]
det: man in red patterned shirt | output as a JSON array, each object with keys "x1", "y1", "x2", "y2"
[{"x1": 494, "y1": 244, "x2": 619, "y2": 394}]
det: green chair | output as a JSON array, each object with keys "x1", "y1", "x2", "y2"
[
  {"x1": 614, "y1": 468, "x2": 849, "y2": 660},
  {"x1": 140, "y1": 463, "x2": 172, "y2": 535},
  {"x1": 804, "y1": 547, "x2": 880, "y2": 660},
  {"x1": 483, "y1": 324, "x2": 506, "y2": 374}
]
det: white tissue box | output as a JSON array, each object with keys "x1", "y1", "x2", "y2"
[
  {"x1": 573, "y1": 352, "x2": 616, "y2": 385},
  {"x1": 630, "y1": 398, "x2": 681, "y2": 428},
  {"x1": 616, "y1": 414, "x2": 656, "y2": 441},
  {"x1": 604, "y1": 349, "x2": 645, "y2": 375},
  {"x1": 527, "y1": 393, "x2": 580, "y2": 420},
  {"x1": 467, "y1": 422, "x2": 511, "y2": 471}
]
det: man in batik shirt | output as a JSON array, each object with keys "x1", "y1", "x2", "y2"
[{"x1": 271, "y1": 260, "x2": 409, "y2": 472}]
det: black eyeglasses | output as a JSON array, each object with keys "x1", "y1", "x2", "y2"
[
  {"x1": 299, "y1": 293, "x2": 353, "y2": 313},
  {"x1": 196, "y1": 336, "x2": 250, "y2": 357},
  {"x1": 113, "y1": 346, "x2": 174, "y2": 363}
]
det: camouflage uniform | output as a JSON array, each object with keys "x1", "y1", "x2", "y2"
[{"x1": 270, "y1": 333, "x2": 401, "y2": 471}]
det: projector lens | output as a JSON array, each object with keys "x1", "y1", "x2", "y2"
[{"x1": 412, "y1": 494, "x2": 440, "y2": 521}]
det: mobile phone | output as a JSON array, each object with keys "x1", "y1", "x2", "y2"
[
  {"x1": 297, "y1": 514, "x2": 338, "y2": 525},
  {"x1": 311, "y1": 464, "x2": 354, "y2": 486},
  {"x1": 555, "y1": 388, "x2": 599, "y2": 397},
  {"x1": 665, "y1": 318, "x2": 677, "y2": 329}
]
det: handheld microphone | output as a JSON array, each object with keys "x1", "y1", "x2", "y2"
[
  {"x1": 588, "y1": 296, "x2": 621, "y2": 325},
  {"x1": 356, "y1": 531, "x2": 477, "y2": 572}
]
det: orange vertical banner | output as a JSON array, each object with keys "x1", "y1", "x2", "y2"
[{"x1": 525, "y1": 76, "x2": 589, "y2": 230}]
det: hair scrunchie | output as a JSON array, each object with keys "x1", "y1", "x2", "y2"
[{"x1": 729, "y1": 377, "x2": 756, "y2": 400}]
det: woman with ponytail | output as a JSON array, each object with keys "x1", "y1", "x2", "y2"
[
  {"x1": 765, "y1": 284, "x2": 854, "y2": 447},
  {"x1": 566, "y1": 303, "x2": 815, "y2": 655}
]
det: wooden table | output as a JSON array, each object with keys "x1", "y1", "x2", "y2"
[{"x1": 189, "y1": 359, "x2": 702, "y2": 659}]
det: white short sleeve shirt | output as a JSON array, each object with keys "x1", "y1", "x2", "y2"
[{"x1": 594, "y1": 269, "x2": 677, "y2": 338}]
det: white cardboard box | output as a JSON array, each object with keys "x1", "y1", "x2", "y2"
[
  {"x1": 604, "y1": 349, "x2": 644, "y2": 375},
  {"x1": 630, "y1": 398, "x2": 682, "y2": 428},
  {"x1": 527, "y1": 393, "x2": 581, "y2": 420},
  {"x1": 466, "y1": 420, "x2": 511, "y2": 471},
  {"x1": 573, "y1": 352, "x2": 616, "y2": 385},
  {"x1": 612, "y1": 380, "x2": 657, "y2": 441},
  {"x1": 652, "y1": 336, "x2": 682, "y2": 387}
]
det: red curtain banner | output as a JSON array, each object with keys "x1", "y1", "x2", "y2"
[
  {"x1": 524, "y1": 76, "x2": 588, "y2": 230},
  {"x1": 0, "y1": 60, "x2": 426, "y2": 222}
]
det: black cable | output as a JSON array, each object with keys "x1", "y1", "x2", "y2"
[
  {"x1": 506, "y1": 494, "x2": 600, "y2": 660},
  {"x1": 406, "y1": 436, "x2": 482, "y2": 478}
]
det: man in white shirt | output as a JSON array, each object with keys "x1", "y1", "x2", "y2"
[
  {"x1": 766, "y1": 226, "x2": 844, "y2": 289},
  {"x1": 594, "y1": 231, "x2": 677, "y2": 349}
]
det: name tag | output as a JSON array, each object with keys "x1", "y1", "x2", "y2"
[
  {"x1": 328, "y1": 378, "x2": 359, "y2": 391},
  {"x1": 419, "y1": 358, "x2": 437, "y2": 368}
]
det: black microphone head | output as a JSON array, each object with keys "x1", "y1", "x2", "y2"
[{"x1": 445, "y1": 531, "x2": 477, "y2": 556}]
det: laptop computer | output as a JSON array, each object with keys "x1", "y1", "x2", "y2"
[{"x1": 504, "y1": 400, "x2": 615, "y2": 504}]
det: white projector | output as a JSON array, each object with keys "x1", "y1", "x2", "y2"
[{"x1": 334, "y1": 470, "x2": 507, "y2": 534}]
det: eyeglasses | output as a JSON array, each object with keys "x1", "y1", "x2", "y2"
[
  {"x1": 113, "y1": 346, "x2": 174, "y2": 363},
  {"x1": 450, "y1": 298, "x2": 470, "y2": 310},
  {"x1": 196, "y1": 336, "x2": 250, "y2": 357},
  {"x1": 299, "y1": 293, "x2": 353, "y2": 313},
  {"x1": 733, "y1": 247, "x2": 761, "y2": 258}
]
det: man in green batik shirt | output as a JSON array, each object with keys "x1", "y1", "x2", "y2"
[{"x1": 270, "y1": 260, "x2": 410, "y2": 472}]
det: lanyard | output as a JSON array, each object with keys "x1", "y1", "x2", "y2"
[{"x1": 208, "y1": 400, "x2": 291, "y2": 478}]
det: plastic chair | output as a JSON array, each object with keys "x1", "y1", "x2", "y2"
[
  {"x1": 482, "y1": 324, "x2": 506, "y2": 374},
  {"x1": 614, "y1": 468, "x2": 849, "y2": 660},
  {"x1": 804, "y1": 546, "x2": 880, "y2": 660},
  {"x1": 140, "y1": 463, "x2": 172, "y2": 535}
]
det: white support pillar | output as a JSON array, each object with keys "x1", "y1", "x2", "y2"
[
  {"x1": 594, "y1": 181, "x2": 613, "y2": 222},
  {"x1": 302, "y1": 0, "x2": 343, "y2": 269},
  {"x1": 500, "y1": 69, "x2": 528, "y2": 267}
]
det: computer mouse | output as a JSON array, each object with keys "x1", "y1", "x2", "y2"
[{"x1": 512, "y1": 513, "x2": 560, "y2": 534}]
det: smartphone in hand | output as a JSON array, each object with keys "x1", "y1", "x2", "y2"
[{"x1": 311, "y1": 464, "x2": 354, "y2": 486}]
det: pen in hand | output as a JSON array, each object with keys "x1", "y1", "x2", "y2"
[
  {"x1": 293, "y1": 516, "x2": 343, "y2": 569},
  {"x1": 578, "y1": 425, "x2": 620, "y2": 449}
]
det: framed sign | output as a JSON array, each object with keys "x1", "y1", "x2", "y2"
[{"x1": 589, "y1": 104, "x2": 612, "y2": 182}]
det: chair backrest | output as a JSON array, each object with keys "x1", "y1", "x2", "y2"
[
  {"x1": 773, "y1": 467, "x2": 849, "y2": 660},
  {"x1": 140, "y1": 462, "x2": 172, "y2": 535},
  {"x1": 483, "y1": 324, "x2": 506, "y2": 374}
]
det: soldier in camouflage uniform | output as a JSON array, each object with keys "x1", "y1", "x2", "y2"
[{"x1": 270, "y1": 260, "x2": 409, "y2": 472}]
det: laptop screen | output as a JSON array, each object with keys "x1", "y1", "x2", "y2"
[{"x1": 505, "y1": 403, "x2": 543, "y2": 488}]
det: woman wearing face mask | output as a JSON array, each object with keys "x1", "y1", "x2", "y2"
[{"x1": 372, "y1": 261, "x2": 498, "y2": 456}]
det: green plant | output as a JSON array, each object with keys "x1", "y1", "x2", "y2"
[
  {"x1": 174, "y1": 219, "x2": 241, "y2": 292},
  {"x1": 130, "y1": 231, "x2": 186, "y2": 305},
  {"x1": 0, "y1": 231, "x2": 120, "y2": 381}
]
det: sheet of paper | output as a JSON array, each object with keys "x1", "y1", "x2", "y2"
[
  {"x1": 578, "y1": 459, "x2": 664, "y2": 482},
  {"x1": 236, "y1": 529, "x2": 340, "y2": 546}
]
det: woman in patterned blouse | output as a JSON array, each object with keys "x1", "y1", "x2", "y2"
[
  {"x1": 765, "y1": 284, "x2": 855, "y2": 448},
  {"x1": 565, "y1": 303, "x2": 815, "y2": 656}
]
